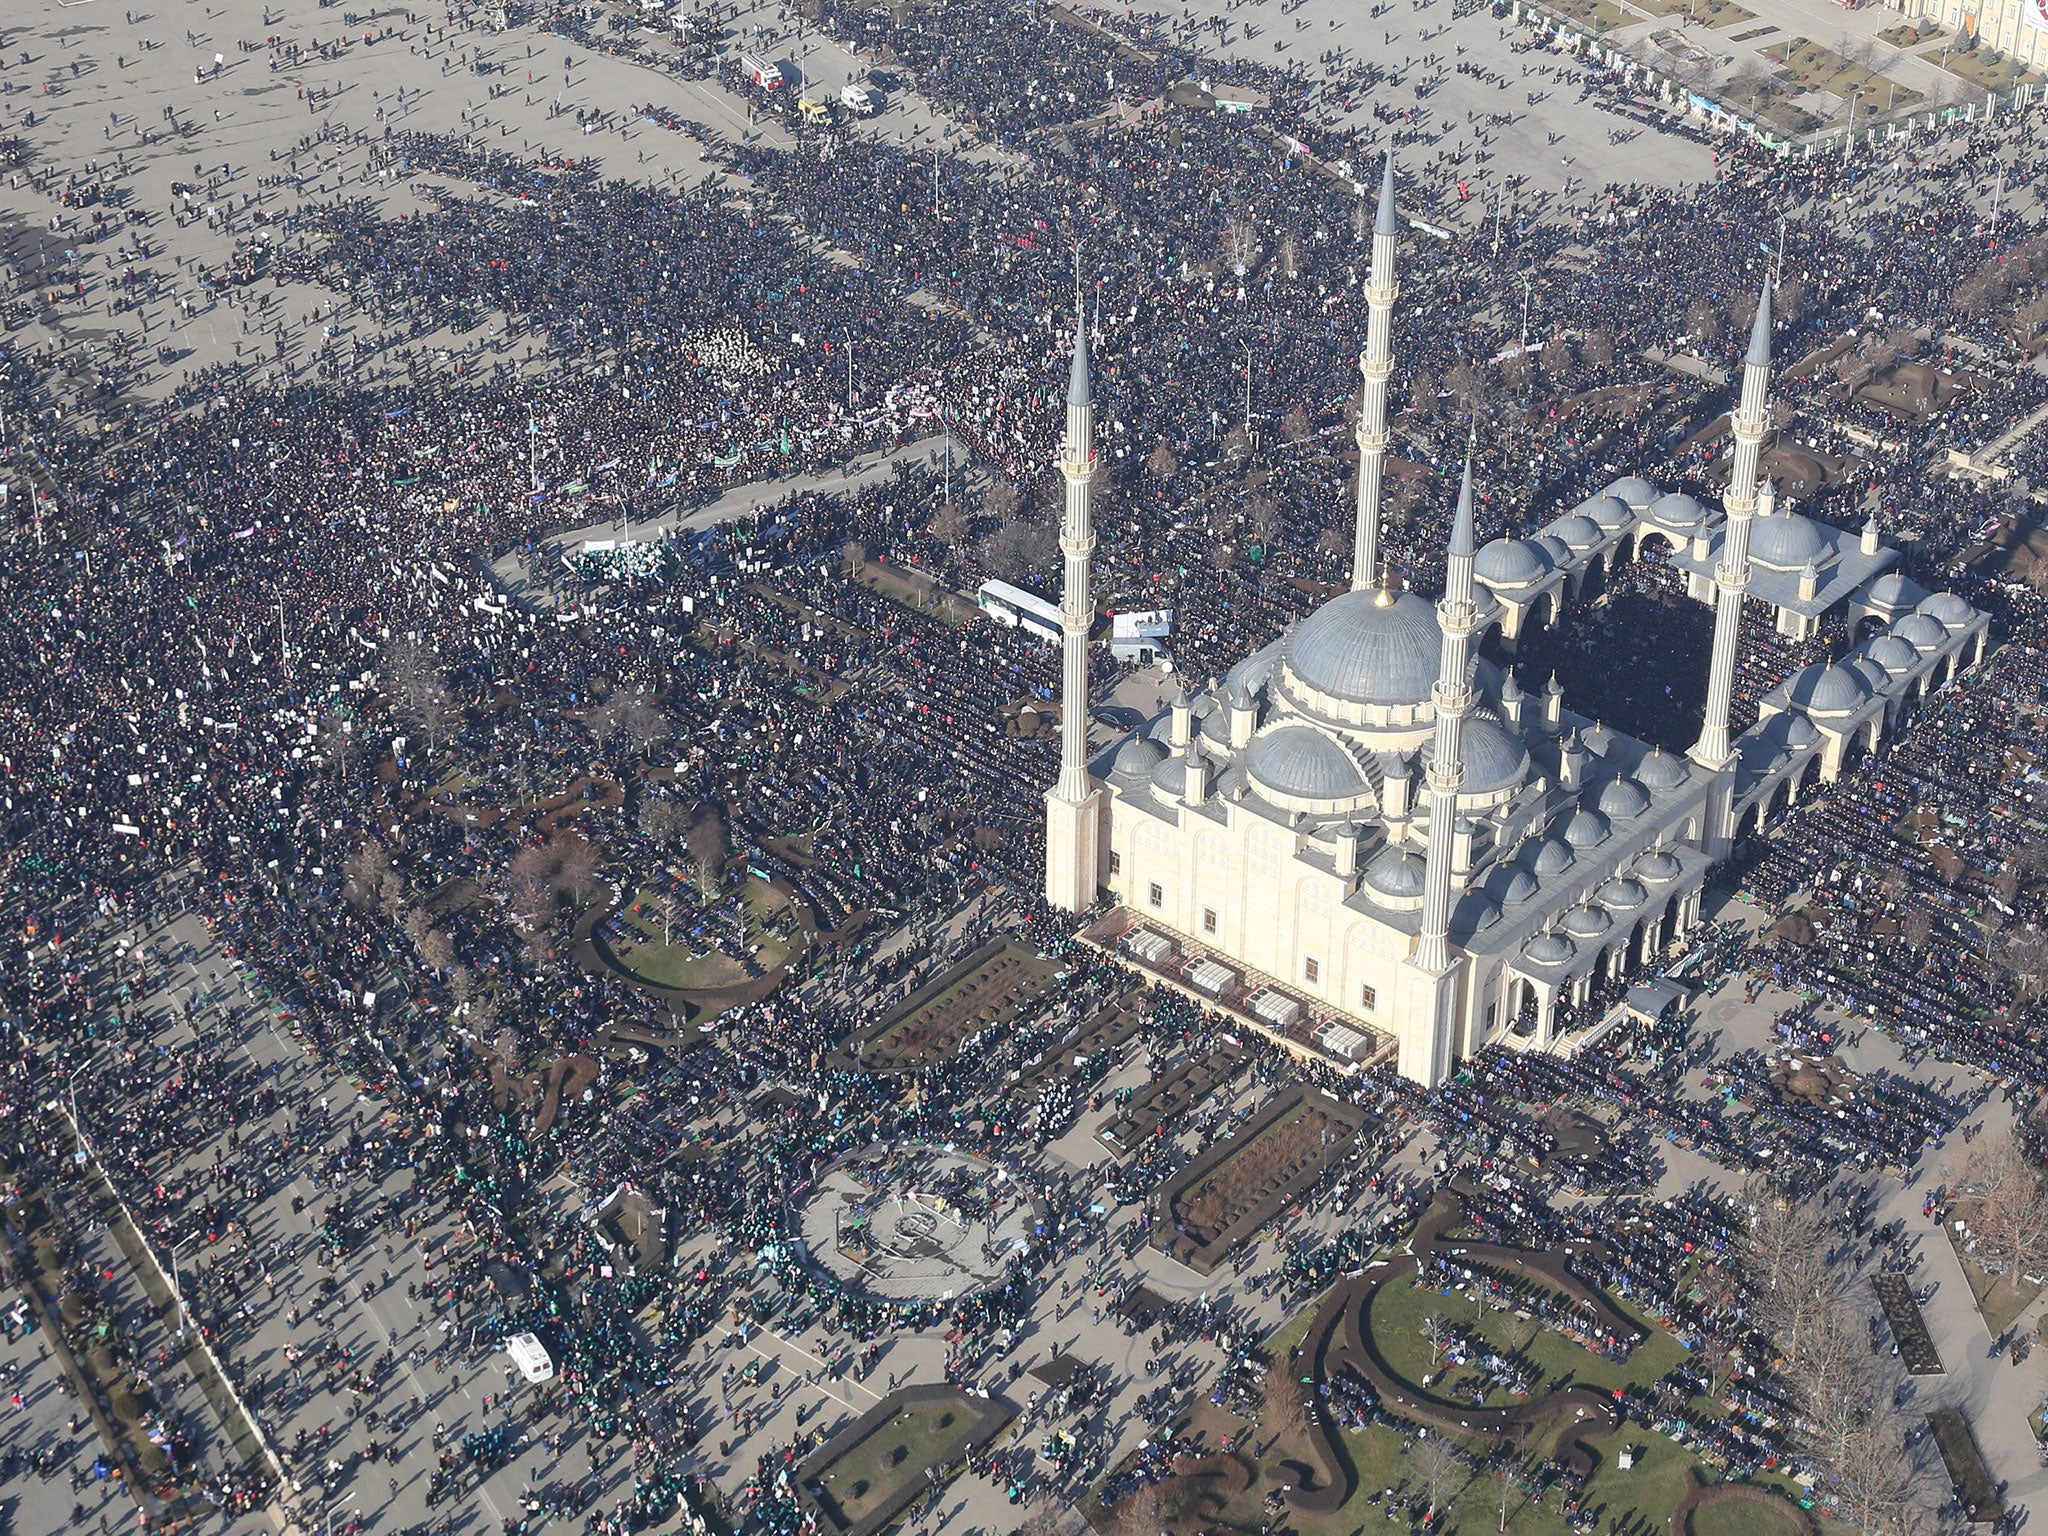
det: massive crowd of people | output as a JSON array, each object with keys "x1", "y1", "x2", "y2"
[{"x1": 0, "y1": 0, "x2": 2045, "y2": 1529}]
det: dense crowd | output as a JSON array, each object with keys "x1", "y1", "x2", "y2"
[{"x1": 0, "y1": 0, "x2": 2043, "y2": 1526}]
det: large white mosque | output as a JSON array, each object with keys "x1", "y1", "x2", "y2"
[{"x1": 1043, "y1": 155, "x2": 1990, "y2": 1087}]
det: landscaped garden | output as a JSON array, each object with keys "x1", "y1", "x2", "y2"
[
  {"x1": 1089, "y1": 1183, "x2": 1812, "y2": 1536},
  {"x1": 1634, "y1": 0, "x2": 1754, "y2": 28},
  {"x1": 602, "y1": 873, "x2": 805, "y2": 991},
  {"x1": 837, "y1": 938, "x2": 1060, "y2": 1070},
  {"x1": 798, "y1": 1386, "x2": 1014, "y2": 1536},
  {"x1": 1153, "y1": 1088, "x2": 1369, "y2": 1272}
]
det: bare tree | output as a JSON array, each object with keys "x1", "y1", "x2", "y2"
[
  {"x1": 686, "y1": 804, "x2": 732, "y2": 898},
  {"x1": 979, "y1": 517, "x2": 1058, "y2": 581},
  {"x1": 1277, "y1": 228, "x2": 1302, "y2": 279},
  {"x1": 1416, "y1": 1433, "x2": 1465, "y2": 1519},
  {"x1": 1998, "y1": 926, "x2": 2048, "y2": 1002},
  {"x1": 929, "y1": 500, "x2": 969, "y2": 544},
  {"x1": 1581, "y1": 328, "x2": 1617, "y2": 369},
  {"x1": 385, "y1": 637, "x2": 459, "y2": 756},
  {"x1": 1281, "y1": 403, "x2": 1313, "y2": 442},
  {"x1": 638, "y1": 795, "x2": 692, "y2": 850},
  {"x1": 1954, "y1": 1131, "x2": 2048, "y2": 1280},
  {"x1": 344, "y1": 842, "x2": 400, "y2": 912},
  {"x1": 315, "y1": 706, "x2": 356, "y2": 779},
  {"x1": 1740, "y1": 1175, "x2": 1852, "y2": 1377},
  {"x1": 1259, "y1": 1354, "x2": 1309, "y2": 1442},
  {"x1": 1830, "y1": 1411, "x2": 1926, "y2": 1536},
  {"x1": 1445, "y1": 361, "x2": 1490, "y2": 414},
  {"x1": 982, "y1": 478, "x2": 1024, "y2": 519},
  {"x1": 1423, "y1": 1311, "x2": 1455, "y2": 1366},
  {"x1": 1685, "y1": 298, "x2": 1725, "y2": 349},
  {"x1": 1145, "y1": 440, "x2": 1179, "y2": 478},
  {"x1": 616, "y1": 692, "x2": 669, "y2": 760}
]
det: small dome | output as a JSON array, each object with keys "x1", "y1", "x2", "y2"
[
  {"x1": 1578, "y1": 493, "x2": 1635, "y2": 531},
  {"x1": 1534, "y1": 534, "x2": 1573, "y2": 565},
  {"x1": 1863, "y1": 571, "x2": 1923, "y2": 610},
  {"x1": 1918, "y1": 592, "x2": 1974, "y2": 630},
  {"x1": 1489, "y1": 864, "x2": 1539, "y2": 905},
  {"x1": 1596, "y1": 776, "x2": 1651, "y2": 819},
  {"x1": 1562, "y1": 807, "x2": 1611, "y2": 848},
  {"x1": 1150, "y1": 751, "x2": 1190, "y2": 796},
  {"x1": 1865, "y1": 635, "x2": 1921, "y2": 676},
  {"x1": 1286, "y1": 589, "x2": 1443, "y2": 706},
  {"x1": 1423, "y1": 718, "x2": 1529, "y2": 796},
  {"x1": 1247, "y1": 726, "x2": 1368, "y2": 801},
  {"x1": 1454, "y1": 891, "x2": 1501, "y2": 934},
  {"x1": 1647, "y1": 491, "x2": 1705, "y2": 528},
  {"x1": 1523, "y1": 931, "x2": 1576, "y2": 967},
  {"x1": 1747, "y1": 512, "x2": 1828, "y2": 572},
  {"x1": 1198, "y1": 708, "x2": 1232, "y2": 747},
  {"x1": 1851, "y1": 657, "x2": 1892, "y2": 693},
  {"x1": 1474, "y1": 537, "x2": 1552, "y2": 589},
  {"x1": 1564, "y1": 905, "x2": 1613, "y2": 940},
  {"x1": 1597, "y1": 877, "x2": 1649, "y2": 911},
  {"x1": 1603, "y1": 476, "x2": 1658, "y2": 509},
  {"x1": 1580, "y1": 722, "x2": 1616, "y2": 757},
  {"x1": 1635, "y1": 747, "x2": 1689, "y2": 790},
  {"x1": 1634, "y1": 849, "x2": 1683, "y2": 883},
  {"x1": 1781, "y1": 715, "x2": 1820, "y2": 749},
  {"x1": 1785, "y1": 663, "x2": 1870, "y2": 717},
  {"x1": 1545, "y1": 514, "x2": 1604, "y2": 551},
  {"x1": 1528, "y1": 837, "x2": 1576, "y2": 875},
  {"x1": 1362, "y1": 846, "x2": 1427, "y2": 900},
  {"x1": 1893, "y1": 613, "x2": 1949, "y2": 653},
  {"x1": 1112, "y1": 736, "x2": 1167, "y2": 778}
]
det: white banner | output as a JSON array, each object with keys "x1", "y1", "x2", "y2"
[{"x1": 2026, "y1": 0, "x2": 2048, "y2": 35}]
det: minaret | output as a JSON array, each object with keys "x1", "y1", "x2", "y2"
[
  {"x1": 1352, "y1": 152, "x2": 1399, "y2": 590},
  {"x1": 1693, "y1": 277, "x2": 1772, "y2": 774},
  {"x1": 1416, "y1": 461, "x2": 1479, "y2": 976},
  {"x1": 1044, "y1": 303, "x2": 1105, "y2": 912}
]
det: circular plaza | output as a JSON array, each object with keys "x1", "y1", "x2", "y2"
[{"x1": 795, "y1": 1144, "x2": 1041, "y2": 1304}]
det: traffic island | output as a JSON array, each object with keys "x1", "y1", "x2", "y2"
[{"x1": 795, "y1": 1384, "x2": 1014, "y2": 1536}]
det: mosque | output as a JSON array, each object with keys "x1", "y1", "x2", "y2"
[{"x1": 1042, "y1": 155, "x2": 1990, "y2": 1087}]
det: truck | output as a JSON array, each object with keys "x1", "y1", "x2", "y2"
[
  {"x1": 740, "y1": 52, "x2": 786, "y2": 88},
  {"x1": 839, "y1": 82, "x2": 881, "y2": 116}
]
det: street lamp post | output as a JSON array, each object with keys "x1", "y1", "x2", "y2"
[
  {"x1": 325, "y1": 1489, "x2": 358, "y2": 1536},
  {"x1": 1239, "y1": 338, "x2": 1253, "y2": 441},
  {"x1": 842, "y1": 328, "x2": 853, "y2": 410},
  {"x1": 169, "y1": 1234, "x2": 201, "y2": 1338},
  {"x1": 67, "y1": 1051, "x2": 99, "y2": 1155}
]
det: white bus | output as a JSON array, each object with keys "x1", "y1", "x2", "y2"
[{"x1": 977, "y1": 580, "x2": 1063, "y2": 644}]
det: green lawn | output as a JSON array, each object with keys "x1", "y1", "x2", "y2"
[
  {"x1": 1690, "y1": 1495, "x2": 1806, "y2": 1536},
  {"x1": 1193, "y1": 1278, "x2": 1725, "y2": 1536},
  {"x1": 812, "y1": 1403, "x2": 968, "y2": 1527},
  {"x1": 1367, "y1": 1270, "x2": 1690, "y2": 1408},
  {"x1": 609, "y1": 876, "x2": 800, "y2": 990},
  {"x1": 1634, "y1": 0, "x2": 1755, "y2": 25}
]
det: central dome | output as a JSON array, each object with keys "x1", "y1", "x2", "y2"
[{"x1": 1286, "y1": 589, "x2": 1442, "y2": 706}]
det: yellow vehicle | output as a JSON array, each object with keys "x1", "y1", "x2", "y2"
[{"x1": 797, "y1": 95, "x2": 832, "y2": 126}]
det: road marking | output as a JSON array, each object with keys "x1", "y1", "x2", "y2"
[{"x1": 743, "y1": 1329, "x2": 883, "y2": 1407}]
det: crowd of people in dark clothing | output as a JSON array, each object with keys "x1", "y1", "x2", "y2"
[{"x1": 0, "y1": 0, "x2": 2045, "y2": 1528}]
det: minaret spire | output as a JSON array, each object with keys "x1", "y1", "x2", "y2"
[
  {"x1": 1694, "y1": 272, "x2": 1773, "y2": 780},
  {"x1": 1352, "y1": 151, "x2": 1399, "y2": 591},
  {"x1": 1045, "y1": 298, "x2": 1104, "y2": 912},
  {"x1": 1417, "y1": 458, "x2": 1479, "y2": 977}
]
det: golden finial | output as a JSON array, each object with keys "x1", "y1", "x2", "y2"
[{"x1": 1372, "y1": 559, "x2": 1397, "y2": 608}]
